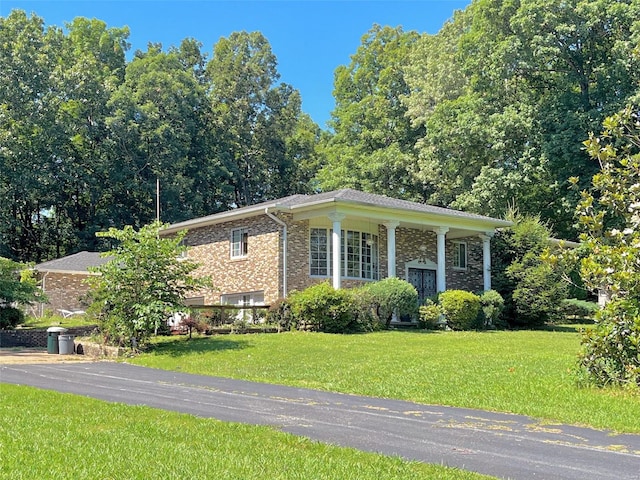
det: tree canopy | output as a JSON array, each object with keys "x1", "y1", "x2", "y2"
[{"x1": 2, "y1": 1, "x2": 640, "y2": 263}]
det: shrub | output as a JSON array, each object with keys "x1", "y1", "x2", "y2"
[
  {"x1": 439, "y1": 290, "x2": 481, "y2": 330},
  {"x1": 181, "y1": 314, "x2": 208, "y2": 339},
  {"x1": 0, "y1": 306, "x2": 24, "y2": 329},
  {"x1": 364, "y1": 278, "x2": 419, "y2": 328},
  {"x1": 479, "y1": 290, "x2": 505, "y2": 328},
  {"x1": 418, "y1": 300, "x2": 443, "y2": 330},
  {"x1": 492, "y1": 214, "x2": 569, "y2": 328},
  {"x1": 345, "y1": 287, "x2": 381, "y2": 332},
  {"x1": 559, "y1": 298, "x2": 599, "y2": 323},
  {"x1": 266, "y1": 298, "x2": 296, "y2": 332},
  {"x1": 288, "y1": 282, "x2": 355, "y2": 333},
  {"x1": 577, "y1": 299, "x2": 640, "y2": 389}
]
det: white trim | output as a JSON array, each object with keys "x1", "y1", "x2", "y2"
[
  {"x1": 230, "y1": 227, "x2": 248, "y2": 259},
  {"x1": 435, "y1": 227, "x2": 448, "y2": 292},
  {"x1": 265, "y1": 209, "x2": 287, "y2": 297}
]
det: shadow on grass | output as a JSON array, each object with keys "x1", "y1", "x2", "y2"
[
  {"x1": 538, "y1": 323, "x2": 594, "y2": 333},
  {"x1": 149, "y1": 335, "x2": 250, "y2": 357}
]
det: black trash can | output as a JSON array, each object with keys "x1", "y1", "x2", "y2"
[{"x1": 46, "y1": 327, "x2": 67, "y2": 354}]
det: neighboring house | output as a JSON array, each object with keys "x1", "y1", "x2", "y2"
[
  {"x1": 33, "y1": 251, "x2": 110, "y2": 317},
  {"x1": 162, "y1": 189, "x2": 512, "y2": 308}
]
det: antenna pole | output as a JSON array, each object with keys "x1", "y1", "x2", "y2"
[{"x1": 156, "y1": 176, "x2": 160, "y2": 222}]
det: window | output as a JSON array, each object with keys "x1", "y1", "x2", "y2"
[
  {"x1": 310, "y1": 228, "x2": 378, "y2": 280},
  {"x1": 231, "y1": 228, "x2": 248, "y2": 258},
  {"x1": 310, "y1": 228, "x2": 329, "y2": 276},
  {"x1": 453, "y1": 241, "x2": 467, "y2": 269},
  {"x1": 221, "y1": 291, "x2": 265, "y2": 306}
]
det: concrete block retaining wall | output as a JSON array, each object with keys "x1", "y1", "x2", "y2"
[{"x1": 0, "y1": 326, "x2": 98, "y2": 348}]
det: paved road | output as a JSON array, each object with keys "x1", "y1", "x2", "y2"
[{"x1": 2, "y1": 362, "x2": 639, "y2": 479}]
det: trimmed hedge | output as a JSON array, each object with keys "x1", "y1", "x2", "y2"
[
  {"x1": 363, "y1": 278, "x2": 419, "y2": 327},
  {"x1": 439, "y1": 290, "x2": 481, "y2": 330}
]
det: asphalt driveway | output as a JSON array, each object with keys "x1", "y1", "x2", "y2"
[{"x1": 1, "y1": 362, "x2": 639, "y2": 480}]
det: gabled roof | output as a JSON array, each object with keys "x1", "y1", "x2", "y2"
[
  {"x1": 162, "y1": 188, "x2": 512, "y2": 234},
  {"x1": 34, "y1": 251, "x2": 111, "y2": 274}
]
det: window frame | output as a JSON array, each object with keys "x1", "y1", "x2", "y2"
[
  {"x1": 309, "y1": 227, "x2": 378, "y2": 280},
  {"x1": 230, "y1": 227, "x2": 249, "y2": 259},
  {"x1": 453, "y1": 241, "x2": 467, "y2": 270}
]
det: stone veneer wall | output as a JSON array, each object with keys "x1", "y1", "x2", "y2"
[
  {"x1": 184, "y1": 215, "x2": 282, "y2": 305},
  {"x1": 37, "y1": 272, "x2": 93, "y2": 315}
]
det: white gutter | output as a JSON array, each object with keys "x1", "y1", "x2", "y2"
[{"x1": 265, "y1": 208, "x2": 288, "y2": 298}]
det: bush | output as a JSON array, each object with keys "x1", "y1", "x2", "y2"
[
  {"x1": 181, "y1": 313, "x2": 208, "y2": 339},
  {"x1": 577, "y1": 299, "x2": 640, "y2": 389},
  {"x1": 439, "y1": 290, "x2": 481, "y2": 330},
  {"x1": 479, "y1": 290, "x2": 504, "y2": 328},
  {"x1": 560, "y1": 298, "x2": 599, "y2": 323},
  {"x1": 0, "y1": 306, "x2": 24, "y2": 329},
  {"x1": 345, "y1": 287, "x2": 382, "y2": 332},
  {"x1": 364, "y1": 278, "x2": 419, "y2": 328},
  {"x1": 418, "y1": 300, "x2": 443, "y2": 330},
  {"x1": 288, "y1": 282, "x2": 356, "y2": 333},
  {"x1": 266, "y1": 298, "x2": 296, "y2": 332}
]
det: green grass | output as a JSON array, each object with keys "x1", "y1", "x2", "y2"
[
  {"x1": 21, "y1": 313, "x2": 97, "y2": 329},
  {"x1": 130, "y1": 329, "x2": 640, "y2": 433},
  {"x1": 0, "y1": 384, "x2": 493, "y2": 480}
]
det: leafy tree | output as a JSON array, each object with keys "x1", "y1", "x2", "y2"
[
  {"x1": 0, "y1": 11, "x2": 62, "y2": 261},
  {"x1": 404, "y1": 0, "x2": 640, "y2": 237},
  {"x1": 317, "y1": 25, "x2": 424, "y2": 200},
  {"x1": 0, "y1": 257, "x2": 46, "y2": 328},
  {"x1": 493, "y1": 213, "x2": 568, "y2": 327},
  {"x1": 106, "y1": 44, "x2": 206, "y2": 226},
  {"x1": 569, "y1": 107, "x2": 640, "y2": 388},
  {"x1": 87, "y1": 221, "x2": 209, "y2": 346},
  {"x1": 51, "y1": 17, "x2": 129, "y2": 254},
  {"x1": 208, "y1": 31, "x2": 316, "y2": 207}
]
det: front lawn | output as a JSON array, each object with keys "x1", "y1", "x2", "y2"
[
  {"x1": 130, "y1": 329, "x2": 640, "y2": 433},
  {"x1": 0, "y1": 384, "x2": 493, "y2": 480}
]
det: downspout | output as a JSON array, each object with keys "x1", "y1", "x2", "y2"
[{"x1": 265, "y1": 208, "x2": 287, "y2": 298}]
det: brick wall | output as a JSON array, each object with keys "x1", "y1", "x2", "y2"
[
  {"x1": 183, "y1": 216, "x2": 486, "y2": 305},
  {"x1": 38, "y1": 272, "x2": 93, "y2": 316},
  {"x1": 184, "y1": 215, "x2": 282, "y2": 305},
  {"x1": 394, "y1": 227, "x2": 484, "y2": 292}
]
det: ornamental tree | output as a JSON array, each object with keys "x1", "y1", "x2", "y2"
[
  {"x1": 87, "y1": 221, "x2": 209, "y2": 346},
  {"x1": 0, "y1": 257, "x2": 46, "y2": 328},
  {"x1": 572, "y1": 107, "x2": 640, "y2": 388}
]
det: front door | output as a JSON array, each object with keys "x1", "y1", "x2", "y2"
[{"x1": 408, "y1": 268, "x2": 437, "y2": 304}]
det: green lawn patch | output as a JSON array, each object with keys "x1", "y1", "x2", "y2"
[
  {"x1": 131, "y1": 329, "x2": 640, "y2": 433},
  {"x1": 21, "y1": 313, "x2": 97, "y2": 329},
  {"x1": 0, "y1": 384, "x2": 493, "y2": 480}
]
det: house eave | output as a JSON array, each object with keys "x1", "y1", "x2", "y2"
[{"x1": 161, "y1": 203, "x2": 285, "y2": 235}]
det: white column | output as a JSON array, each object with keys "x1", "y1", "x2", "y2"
[
  {"x1": 435, "y1": 227, "x2": 449, "y2": 292},
  {"x1": 328, "y1": 213, "x2": 345, "y2": 289},
  {"x1": 383, "y1": 221, "x2": 400, "y2": 278},
  {"x1": 479, "y1": 232, "x2": 494, "y2": 291}
]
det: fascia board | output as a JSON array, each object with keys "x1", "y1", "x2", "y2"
[
  {"x1": 291, "y1": 201, "x2": 512, "y2": 231},
  {"x1": 161, "y1": 203, "x2": 283, "y2": 235},
  {"x1": 36, "y1": 269, "x2": 100, "y2": 276}
]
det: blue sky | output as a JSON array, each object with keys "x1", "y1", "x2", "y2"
[{"x1": 0, "y1": 0, "x2": 471, "y2": 128}]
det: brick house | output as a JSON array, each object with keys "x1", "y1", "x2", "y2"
[
  {"x1": 33, "y1": 251, "x2": 110, "y2": 316},
  {"x1": 162, "y1": 189, "x2": 512, "y2": 308}
]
